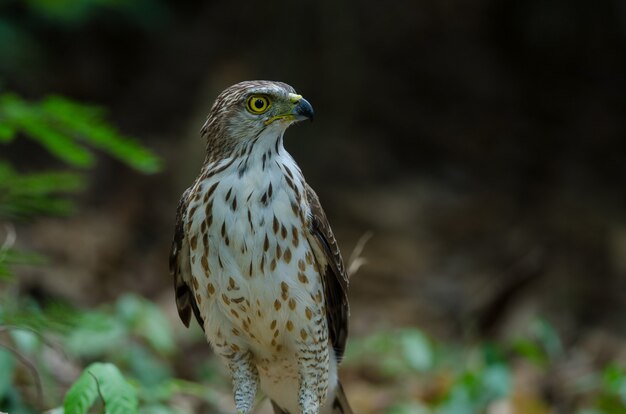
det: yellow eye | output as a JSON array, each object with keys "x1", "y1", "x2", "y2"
[{"x1": 246, "y1": 95, "x2": 271, "y2": 114}]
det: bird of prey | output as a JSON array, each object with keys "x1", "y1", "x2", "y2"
[{"x1": 169, "y1": 81, "x2": 353, "y2": 414}]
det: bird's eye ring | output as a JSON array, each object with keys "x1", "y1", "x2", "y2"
[{"x1": 246, "y1": 95, "x2": 271, "y2": 114}]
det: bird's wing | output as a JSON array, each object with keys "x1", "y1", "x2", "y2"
[
  {"x1": 169, "y1": 187, "x2": 204, "y2": 330},
  {"x1": 304, "y1": 184, "x2": 349, "y2": 361}
]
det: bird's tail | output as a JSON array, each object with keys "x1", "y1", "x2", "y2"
[
  {"x1": 329, "y1": 381, "x2": 353, "y2": 414},
  {"x1": 270, "y1": 382, "x2": 353, "y2": 414}
]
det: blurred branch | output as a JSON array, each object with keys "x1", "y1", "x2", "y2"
[
  {"x1": 348, "y1": 231, "x2": 372, "y2": 277},
  {"x1": 0, "y1": 341, "x2": 43, "y2": 407}
]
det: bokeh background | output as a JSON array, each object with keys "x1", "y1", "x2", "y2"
[{"x1": 2, "y1": 0, "x2": 626, "y2": 413}]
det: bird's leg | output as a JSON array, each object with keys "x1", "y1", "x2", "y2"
[
  {"x1": 227, "y1": 350, "x2": 259, "y2": 414},
  {"x1": 297, "y1": 334, "x2": 329, "y2": 414}
]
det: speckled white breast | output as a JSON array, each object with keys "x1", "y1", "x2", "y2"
[{"x1": 184, "y1": 131, "x2": 335, "y2": 412}]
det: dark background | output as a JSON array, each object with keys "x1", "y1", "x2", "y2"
[{"x1": 3, "y1": 0, "x2": 626, "y2": 411}]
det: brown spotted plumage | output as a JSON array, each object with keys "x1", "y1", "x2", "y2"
[{"x1": 169, "y1": 81, "x2": 352, "y2": 414}]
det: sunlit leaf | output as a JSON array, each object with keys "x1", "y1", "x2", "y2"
[
  {"x1": 95, "y1": 363, "x2": 139, "y2": 414},
  {"x1": 400, "y1": 329, "x2": 433, "y2": 372},
  {"x1": 64, "y1": 365, "x2": 100, "y2": 414},
  {"x1": 64, "y1": 362, "x2": 138, "y2": 414}
]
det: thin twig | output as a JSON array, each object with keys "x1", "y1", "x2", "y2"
[
  {"x1": 0, "y1": 325, "x2": 67, "y2": 359},
  {"x1": 0, "y1": 342, "x2": 44, "y2": 407},
  {"x1": 347, "y1": 231, "x2": 373, "y2": 276}
]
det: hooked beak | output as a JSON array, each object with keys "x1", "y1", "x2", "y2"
[
  {"x1": 264, "y1": 93, "x2": 314, "y2": 125},
  {"x1": 291, "y1": 96, "x2": 314, "y2": 122}
]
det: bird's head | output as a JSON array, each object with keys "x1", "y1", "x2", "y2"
[{"x1": 201, "y1": 80, "x2": 314, "y2": 161}]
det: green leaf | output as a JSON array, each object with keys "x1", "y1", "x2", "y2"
[
  {"x1": 0, "y1": 93, "x2": 161, "y2": 173},
  {"x1": 400, "y1": 329, "x2": 433, "y2": 372},
  {"x1": 64, "y1": 362, "x2": 138, "y2": 414},
  {"x1": 95, "y1": 363, "x2": 139, "y2": 414},
  {"x1": 0, "y1": 94, "x2": 93, "y2": 167},
  {"x1": 17, "y1": 118, "x2": 95, "y2": 167},
  {"x1": 42, "y1": 96, "x2": 162, "y2": 173},
  {"x1": 64, "y1": 365, "x2": 100, "y2": 414}
]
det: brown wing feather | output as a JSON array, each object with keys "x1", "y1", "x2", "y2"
[
  {"x1": 169, "y1": 187, "x2": 204, "y2": 330},
  {"x1": 304, "y1": 184, "x2": 349, "y2": 361}
]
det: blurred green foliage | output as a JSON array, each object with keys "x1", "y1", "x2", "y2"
[
  {"x1": 0, "y1": 56, "x2": 172, "y2": 411},
  {"x1": 0, "y1": 64, "x2": 227, "y2": 411},
  {"x1": 344, "y1": 323, "x2": 626, "y2": 414},
  {"x1": 0, "y1": 162, "x2": 84, "y2": 220},
  {"x1": 0, "y1": 90, "x2": 162, "y2": 278},
  {"x1": 1, "y1": 294, "x2": 223, "y2": 413},
  {"x1": 0, "y1": 94, "x2": 161, "y2": 173}
]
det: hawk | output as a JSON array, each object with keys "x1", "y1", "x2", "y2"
[{"x1": 169, "y1": 81, "x2": 353, "y2": 414}]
